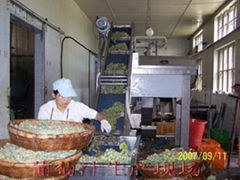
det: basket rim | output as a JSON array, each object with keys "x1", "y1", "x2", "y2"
[
  {"x1": 0, "y1": 175, "x2": 68, "y2": 180},
  {"x1": 8, "y1": 119, "x2": 94, "y2": 139},
  {"x1": 0, "y1": 139, "x2": 82, "y2": 167}
]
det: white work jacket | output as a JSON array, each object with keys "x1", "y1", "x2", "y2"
[{"x1": 37, "y1": 100, "x2": 97, "y2": 122}]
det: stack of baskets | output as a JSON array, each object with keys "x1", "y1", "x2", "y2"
[{"x1": 0, "y1": 119, "x2": 94, "y2": 179}]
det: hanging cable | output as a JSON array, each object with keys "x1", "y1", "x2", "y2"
[
  {"x1": 168, "y1": 0, "x2": 193, "y2": 38},
  {"x1": 146, "y1": 0, "x2": 151, "y2": 28},
  {"x1": 145, "y1": 0, "x2": 154, "y2": 37},
  {"x1": 60, "y1": 36, "x2": 97, "y2": 78}
]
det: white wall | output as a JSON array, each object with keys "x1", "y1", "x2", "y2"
[
  {"x1": 18, "y1": 0, "x2": 98, "y2": 106},
  {"x1": 191, "y1": 1, "x2": 240, "y2": 136},
  {"x1": 157, "y1": 38, "x2": 190, "y2": 56}
]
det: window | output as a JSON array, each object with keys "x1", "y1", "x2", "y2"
[
  {"x1": 193, "y1": 30, "x2": 203, "y2": 53},
  {"x1": 195, "y1": 59, "x2": 203, "y2": 91},
  {"x1": 215, "y1": 1, "x2": 237, "y2": 41},
  {"x1": 214, "y1": 43, "x2": 235, "y2": 94}
]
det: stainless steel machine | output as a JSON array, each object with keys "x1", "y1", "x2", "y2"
[{"x1": 126, "y1": 53, "x2": 197, "y2": 149}]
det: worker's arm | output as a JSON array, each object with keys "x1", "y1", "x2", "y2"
[
  {"x1": 95, "y1": 112, "x2": 106, "y2": 121},
  {"x1": 95, "y1": 112, "x2": 111, "y2": 133}
]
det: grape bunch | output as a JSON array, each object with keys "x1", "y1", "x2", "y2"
[
  {"x1": 11, "y1": 120, "x2": 86, "y2": 135},
  {"x1": 77, "y1": 148, "x2": 135, "y2": 165},
  {"x1": 0, "y1": 143, "x2": 76, "y2": 163},
  {"x1": 87, "y1": 135, "x2": 119, "y2": 153},
  {"x1": 106, "y1": 63, "x2": 127, "y2": 71},
  {"x1": 111, "y1": 32, "x2": 129, "y2": 43},
  {"x1": 141, "y1": 149, "x2": 197, "y2": 166},
  {"x1": 109, "y1": 43, "x2": 128, "y2": 52},
  {"x1": 102, "y1": 102, "x2": 125, "y2": 129},
  {"x1": 101, "y1": 85, "x2": 124, "y2": 94}
]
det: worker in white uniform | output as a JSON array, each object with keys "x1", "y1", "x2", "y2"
[{"x1": 37, "y1": 78, "x2": 112, "y2": 133}]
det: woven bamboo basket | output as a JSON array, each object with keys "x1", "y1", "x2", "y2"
[
  {"x1": 8, "y1": 119, "x2": 94, "y2": 151},
  {"x1": 0, "y1": 174, "x2": 68, "y2": 180},
  {"x1": 0, "y1": 139, "x2": 81, "y2": 179}
]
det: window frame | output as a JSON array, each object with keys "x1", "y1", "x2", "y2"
[
  {"x1": 193, "y1": 30, "x2": 203, "y2": 53},
  {"x1": 214, "y1": 42, "x2": 235, "y2": 94},
  {"x1": 194, "y1": 59, "x2": 203, "y2": 91},
  {"x1": 215, "y1": 1, "x2": 237, "y2": 41}
]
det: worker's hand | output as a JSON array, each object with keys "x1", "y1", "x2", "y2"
[{"x1": 100, "y1": 119, "x2": 112, "y2": 133}]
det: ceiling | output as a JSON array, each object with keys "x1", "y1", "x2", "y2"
[{"x1": 74, "y1": 0, "x2": 227, "y2": 38}]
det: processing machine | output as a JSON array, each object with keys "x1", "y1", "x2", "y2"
[{"x1": 126, "y1": 53, "x2": 197, "y2": 149}]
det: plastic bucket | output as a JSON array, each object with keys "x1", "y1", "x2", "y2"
[{"x1": 189, "y1": 118, "x2": 207, "y2": 149}]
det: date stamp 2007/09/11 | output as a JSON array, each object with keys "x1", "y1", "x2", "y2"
[{"x1": 178, "y1": 151, "x2": 227, "y2": 161}]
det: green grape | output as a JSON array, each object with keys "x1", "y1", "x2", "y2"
[
  {"x1": 87, "y1": 135, "x2": 119, "y2": 153},
  {"x1": 141, "y1": 149, "x2": 197, "y2": 166},
  {"x1": 106, "y1": 63, "x2": 115, "y2": 71},
  {"x1": 111, "y1": 32, "x2": 129, "y2": 43},
  {"x1": 109, "y1": 43, "x2": 128, "y2": 52},
  {"x1": 102, "y1": 102, "x2": 125, "y2": 129},
  {"x1": 119, "y1": 142, "x2": 128, "y2": 151},
  {"x1": 77, "y1": 148, "x2": 136, "y2": 166},
  {"x1": 101, "y1": 85, "x2": 124, "y2": 94},
  {"x1": 11, "y1": 120, "x2": 86, "y2": 135},
  {"x1": 119, "y1": 32, "x2": 129, "y2": 38},
  {"x1": 0, "y1": 143, "x2": 76, "y2": 163},
  {"x1": 106, "y1": 63, "x2": 127, "y2": 71},
  {"x1": 207, "y1": 175, "x2": 216, "y2": 180}
]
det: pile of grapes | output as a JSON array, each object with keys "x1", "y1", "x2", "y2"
[
  {"x1": 106, "y1": 63, "x2": 127, "y2": 71},
  {"x1": 141, "y1": 149, "x2": 197, "y2": 166},
  {"x1": 0, "y1": 143, "x2": 76, "y2": 163},
  {"x1": 11, "y1": 120, "x2": 86, "y2": 135},
  {"x1": 0, "y1": 174, "x2": 9, "y2": 179},
  {"x1": 87, "y1": 135, "x2": 119, "y2": 153},
  {"x1": 77, "y1": 148, "x2": 135, "y2": 164},
  {"x1": 101, "y1": 85, "x2": 124, "y2": 94},
  {"x1": 102, "y1": 102, "x2": 125, "y2": 129},
  {"x1": 109, "y1": 43, "x2": 128, "y2": 52},
  {"x1": 111, "y1": 31, "x2": 129, "y2": 43}
]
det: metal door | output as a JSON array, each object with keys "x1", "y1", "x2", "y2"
[{"x1": 0, "y1": 0, "x2": 10, "y2": 138}]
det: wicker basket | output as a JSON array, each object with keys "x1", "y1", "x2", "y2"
[
  {"x1": 0, "y1": 139, "x2": 81, "y2": 179},
  {"x1": 0, "y1": 174, "x2": 68, "y2": 180},
  {"x1": 8, "y1": 119, "x2": 94, "y2": 151}
]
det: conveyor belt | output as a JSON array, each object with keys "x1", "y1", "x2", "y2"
[
  {"x1": 105, "y1": 54, "x2": 129, "y2": 67},
  {"x1": 93, "y1": 26, "x2": 131, "y2": 134}
]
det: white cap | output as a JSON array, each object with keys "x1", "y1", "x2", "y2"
[{"x1": 53, "y1": 78, "x2": 77, "y2": 97}]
